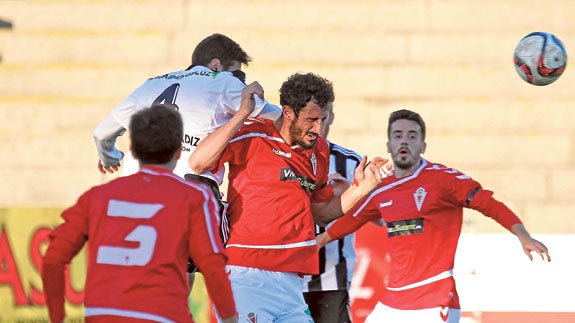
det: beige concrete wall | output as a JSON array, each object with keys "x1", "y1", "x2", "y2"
[{"x1": 1, "y1": 0, "x2": 574, "y2": 233}]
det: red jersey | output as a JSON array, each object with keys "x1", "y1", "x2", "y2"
[
  {"x1": 213, "y1": 118, "x2": 333, "y2": 275},
  {"x1": 42, "y1": 166, "x2": 236, "y2": 323},
  {"x1": 328, "y1": 159, "x2": 521, "y2": 310}
]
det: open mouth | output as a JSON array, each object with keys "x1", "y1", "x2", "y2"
[
  {"x1": 398, "y1": 148, "x2": 410, "y2": 156},
  {"x1": 306, "y1": 132, "x2": 318, "y2": 141}
]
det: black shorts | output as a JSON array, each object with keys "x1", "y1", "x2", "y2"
[
  {"x1": 184, "y1": 174, "x2": 229, "y2": 274},
  {"x1": 303, "y1": 290, "x2": 352, "y2": 323}
]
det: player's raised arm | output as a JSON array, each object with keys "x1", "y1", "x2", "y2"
[{"x1": 189, "y1": 82, "x2": 262, "y2": 174}]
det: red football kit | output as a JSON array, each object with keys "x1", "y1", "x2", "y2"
[
  {"x1": 42, "y1": 166, "x2": 236, "y2": 323},
  {"x1": 328, "y1": 159, "x2": 522, "y2": 310},
  {"x1": 212, "y1": 118, "x2": 333, "y2": 275}
]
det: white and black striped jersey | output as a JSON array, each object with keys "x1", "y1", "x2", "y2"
[{"x1": 303, "y1": 141, "x2": 362, "y2": 292}]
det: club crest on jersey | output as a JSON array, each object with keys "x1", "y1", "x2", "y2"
[
  {"x1": 310, "y1": 153, "x2": 317, "y2": 175},
  {"x1": 247, "y1": 312, "x2": 257, "y2": 323},
  {"x1": 413, "y1": 187, "x2": 427, "y2": 212}
]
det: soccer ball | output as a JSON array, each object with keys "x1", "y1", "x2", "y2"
[{"x1": 513, "y1": 32, "x2": 567, "y2": 86}]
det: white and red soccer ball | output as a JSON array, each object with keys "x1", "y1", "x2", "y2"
[{"x1": 513, "y1": 31, "x2": 567, "y2": 86}]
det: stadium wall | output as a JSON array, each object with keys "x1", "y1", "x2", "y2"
[{"x1": 0, "y1": 1, "x2": 574, "y2": 322}]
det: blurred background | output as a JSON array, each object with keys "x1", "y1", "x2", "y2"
[{"x1": 1, "y1": 0, "x2": 574, "y2": 322}]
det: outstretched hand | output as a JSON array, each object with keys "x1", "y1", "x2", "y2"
[
  {"x1": 352, "y1": 156, "x2": 391, "y2": 196},
  {"x1": 512, "y1": 224, "x2": 551, "y2": 262},
  {"x1": 520, "y1": 236, "x2": 551, "y2": 262}
]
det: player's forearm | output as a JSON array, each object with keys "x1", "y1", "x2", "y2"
[
  {"x1": 312, "y1": 182, "x2": 373, "y2": 227},
  {"x1": 93, "y1": 114, "x2": 126, "y2": 166},
  {"x1": 94, "y1": 137, "x2": 124, "y2": 167},
  {"x1": 326, "y1": 211, "x2": 367, "y2": 241},
  {"x1": 42, "y1": 255, "x2": 67, "y2": 322},
  {"x1": 469, "y1": 189, "x2": 522, "y2": 231},
  {"x1": 189, "y1": 109, "x2": 250, "y2": 174},
  {"x1": 510, "y1": 223, "x2": 531, "y2": 242},
  {"x1": 311, "y1": 196, "x2": 344, "y2": 227}
]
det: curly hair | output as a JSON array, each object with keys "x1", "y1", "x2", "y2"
[
  {"x1": 129, "y1": 104, "x2": 183, "y2": 165},
  {"x1": 279, "y1": 72, "x2": 334, "y2": 116},
  {"x1": 191, "y1": 33, "x2": 252, "y2": 69}
]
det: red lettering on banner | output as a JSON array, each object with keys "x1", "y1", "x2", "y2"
[
  {"x1": 0, "y1": 226, "x2": 28, "y2": 305},
  {"x1": 0, "y1": 225, "x2": 86, "y2": 308}
]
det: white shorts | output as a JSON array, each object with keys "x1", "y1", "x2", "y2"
[
  {"x1": 365, "y1": 301, "x2": 461, "y2": 323},
  {"x1": 219, "y1": 265, "x2": 314, "y2": 323}
]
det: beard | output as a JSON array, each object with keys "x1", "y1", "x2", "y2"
[
  {"x1": 289, "y1": 122, "x2": 317, "y2": 150},
  {"x1": 392, "y1": 154, "x2": 416, "y2": 170}
]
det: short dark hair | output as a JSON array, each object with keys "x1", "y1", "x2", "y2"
[
  {"x1": 388, "y1": 109, "x2": 426, "y2": 141},
  {"x1": 279, "y1": 72, "x2": 334, "y2": 116},
  {"x1": 129, "y1": 104, "x2": 183, "y2": 164},
  {"x1": 191, "y1": 33, "x2": 252, "y2": 69}
]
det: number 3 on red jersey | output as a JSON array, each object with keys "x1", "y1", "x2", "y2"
[{"x1": 96, "y1": 200, "x2": 164, "y2": 266}]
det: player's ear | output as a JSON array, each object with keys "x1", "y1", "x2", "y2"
[
  {"x1": 207, "y1": 58, "x2": 221, "y2": 71},
  {"x1": 327, "y1": 111, "x2": 334, "y2": 126},
  {"x1": 386, "y1": 141, "x2": 391, "y2": 153},
  {"x1": 283, "y1": 106, "x2": 295, "y2": 121},
  {"x1": 421, "y1": 141, "x2": 427, "y2": 154}
]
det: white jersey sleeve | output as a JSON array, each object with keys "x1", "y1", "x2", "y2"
[
  {"x1": 92, "y1": 112, "x2": 126, "y2": 167},
  {"x1": 93, "y1": 65, "x2": 278, "y2": 180}
]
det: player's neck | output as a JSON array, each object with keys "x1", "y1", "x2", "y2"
[{"x1": 274, "y1": 117, "x2": 293, "y2": 146}]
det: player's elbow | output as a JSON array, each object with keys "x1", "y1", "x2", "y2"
[
  {"x1": 188, "y1": 156, "x2": 211, "y2": 175},
  {"x1": 92, "y1": 127, "x2": 106, "y2": 141}
]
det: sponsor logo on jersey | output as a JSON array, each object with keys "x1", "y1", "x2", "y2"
[
  {"x1": 387, "y1": 218, "x2": 423, "y2": 237},
  {"x1": 273, "y1": 148, "x2": 292, "y2": 158},
  {"x1": 181, "y1": 134, "x2": 201, "y2": 151},
  {"x1": 413, "y1": 187, "x2": 427, "y2": 211},
  {"x1": 280, "y1": 168, "x2": 316, "y2": 192},
  {"x1": 247, "y1": 312, "x2": 257, "y2": 323}
]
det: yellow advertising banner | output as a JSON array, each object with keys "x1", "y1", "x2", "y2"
[{"x1": 0, "y1": 208, "x2": 212, "y2": 323}]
